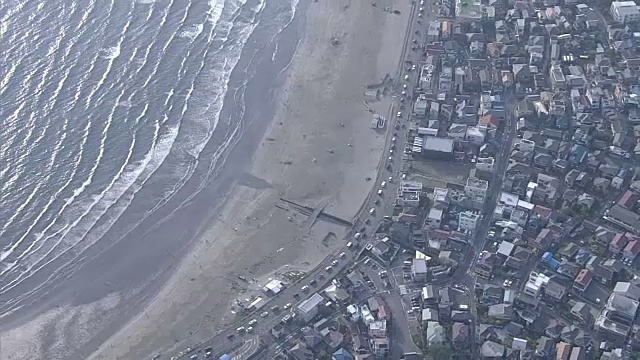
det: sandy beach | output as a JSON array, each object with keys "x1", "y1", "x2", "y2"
[{"x1": 0, "y1": 0, "x2": 411, "y2": 358}]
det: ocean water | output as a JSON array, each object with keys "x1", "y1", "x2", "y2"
[{"x1": 0, "y1": 0, "x2": 299, "y2": 321}]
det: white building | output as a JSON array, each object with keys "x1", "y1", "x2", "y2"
[
  {"x1": 369, "y1": 320, "x2": 387, "y2": 338},
  {"x1": 433, "y1": 187, "x2": 450, "y2": 205},
  {"x1": 412, "y1": 259, "x2": 428, "y2": 283},
  {"x1": 517, "y1": 138, "x2": 536, "y2": 152},
  {"x1": 426, "y1": 208, "x2": 443, "y2": 228},
  {"x1": 524, "y1": 272, "x2": 550, "y2": 298},
  {"x1": 476, "y1": 157, "x2": 495, "y2": 173},
  {"x1": 466, "y1": 126, "x2": 486, "y2": 145},
  {"x1": 297, "y1": 293, "x2": 325, "y2": 322},
  {"x1": 611, "y1": 1, "x2": 640, "y2": 23},
  {"x1": 458, "y1": 211, "x2": 480, "y2": 231},
  {"x1": 465, "y1": 177, "x2": 489, "y2": 204},
  {"x1": 397, "y1": 180, "x2": 423, "y2": 207}
]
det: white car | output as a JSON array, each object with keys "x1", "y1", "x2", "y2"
[
  {"x1": 397, "y1": 111, "x2": 402, "y2": 118},
  {"x1": 381, "y1": 181, "x2": 387, "y2": 188},
  {"x1": 332, "y1": 260, "x2": 339, "y2": 266},
  {"x1": 301, "y1": 285, "x2": 309, "y2": 292},
  {"x1": 339, "y1": 252, "x2": 346, "y2": 258},
  {"x1": 246, "y1": 327, "x2": 253, "y2": 333},
  {"x1": 369, "y1": 208, "x2": 376, "y2": 215},
  {"x1": 261, "y1": 311, "x2": 269, "y2": 317},
  {"x1": 404, "y1": 74, "x2": 409, "y2": 81},
  {"x1": 284, "y1": 303, "x2": 292, "y2": 310},
  {"x1": 237, "y1": 326, "x2": 245, "y2": 333},
  {"x1": 248, "y1": 319, "x2": 257, "y2": 326}
]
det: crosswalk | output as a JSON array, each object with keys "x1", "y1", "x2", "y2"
[{"x1": 230, "y1": 337, "x2": 258, "y2": 360}]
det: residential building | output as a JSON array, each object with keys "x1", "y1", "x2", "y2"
[
  {"x1": 524, "y1": 272, "x2": 550, "y2": 297},
  {"x1": 426, "y1": 321, "x2": 445, "y2": 346},
  {"x1": 297, "y1": 293, "x2": 325, "y2": 322},
  {"x1": 476, "y1": 157, "x2": 495, "y2": 173},
  {"x1": 465, "y1": 177, "x2": 489, "y2": 206},
  {"x1": 573, "y1": 269, "x2": 594, "y2": 293},
  {"x1": 611, "y1": 1, "x2": 640, "y2": 24},
  {"x1": 368, "y1": 320, "x2": 387, "y2": 338},
  {"x1": 458, "y1": 211, "x2": 480, "y2": 231},
  {"x1": 412, "y1": 259, "x2": 428, "y2": 283},
  {"x1": 397, "y1": 181, "x2": 423, "y2": 207}
]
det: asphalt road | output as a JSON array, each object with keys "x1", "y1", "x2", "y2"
[{"x1": 159, "y1": 1, "x2": 426, "y2": 359}]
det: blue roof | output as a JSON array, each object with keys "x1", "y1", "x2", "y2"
[
  {"x1": 219, "y1": 355, "x2": 231, "y2": 360},
  {"x1": 332, "y1": 347, "x2": 354, "y2": 360}
]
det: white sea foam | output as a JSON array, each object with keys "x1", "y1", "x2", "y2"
[
  {"x1": 100, "y1": 45, "x2": 121, "y2": 60},
  {"x1": 178, "y1": 23, "x2": 203, "y2": 41}
]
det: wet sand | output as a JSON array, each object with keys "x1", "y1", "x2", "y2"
[{"x1": 0, "y1": 0, "x2": 411, "y2": 358}]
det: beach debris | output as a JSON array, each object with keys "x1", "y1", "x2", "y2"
[
  {"x1": 327, "y1": 148, "x2": 334, "y2": 154},
  {"x1": 277, "y1": 247, "x2": 284, "y2": 253},
  {"x1": 365, "y1": 177, "x2": 372, "y2": 181},
  {"x1": 234, "y1": 227, "x2": 238, "y2": 232},
  {"x1": 312, "y1": 157, "x2": 317, "y2": 162},
  {"x1": 288, "y1": 216, "x2": 293, "y2": 221},
  {"x1": 347, "y1": 143, "x2": 352, "y2": 147},
  {"x1": 339, "y1": 122, "x2": 345, "y2": 127},
  {"x1": 281, "y1": 160, "x2": 293, "y2": 165},
  {"x1": 371, "y1": 2, "x2": 376, "y2": 6},
  {"x1": 265, "y1": 137, "x2": 275, "y2": 141},
  {"x1": 330, "y1": 37, "x2": 341, "y2": 46},
  {"x1": 238, "y1": 275, "x2": 248, "y2": 282}
]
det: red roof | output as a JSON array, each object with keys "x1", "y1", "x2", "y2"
[
  {"x1": 574, "y1": 269, "x2": 593, "y2": 287},
  {"x1": 479, "y1": 114, "x2": 500, "y2": 127},
  {"x1": 618, "y1": 190, "x2": 640, "y2": 209},
  {"x1": 624, "y1": 240, "x2": 640, "y2": 255},
  {"x1": 610, "y1": 232, "x2": 628, "y2": 249}
]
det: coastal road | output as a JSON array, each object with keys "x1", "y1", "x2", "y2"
[{"x1": 157, "y1": 0, "x2": 424, "y2": 357}]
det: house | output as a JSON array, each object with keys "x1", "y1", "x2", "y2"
[
  {"x1": 332, "y1": 348, "x2": 355, "y2": 360},
  {"x1": 289, "y1": 342, "x2": 314, "y2": 360},
  {"x1": 426, "y1": 321, "x2": 445, "y2": 346},
  {"x1": 623, "y1": 240, "x2": 640, "y2": 262},
  {"x1": 452, "y1": 322, "x2": 470, "y2": 348},
  {"x1": 481, "y1": 341, "x2": 505, "y2": 359},
  {"x1": 557, "y1": 341, "x2": 572, "y2": 360},
  {"x1": 613, "y1": 282, "x2": 640, "y2": 301},
  {"x1": 297, "y1": 293, "x2": 325, "y2": 322},
  {"x1": 609, "y1": 233, "x2": 628, "y2": 254},
  {"x1": 369, "y1": 338, "x2": 389, "y2": 359},
  {"x1": 573, "y1": 269, "x2": 594, "y2": 293},
  {"x1": 544, "y1": 280, "x2": 567, "y2": 302},
  {"x1": 488, "y1": 304, "x2": 514, "y2": 320},
  {"x1": 536, "y1": 336, "x2": 555, "y2": 358},
  {"x1": 571, "y1": 302, "x2": 593, "y2": 325}
]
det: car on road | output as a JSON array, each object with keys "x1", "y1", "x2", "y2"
[
  {"x1": 339, "y1": 252, "x2": 346, "y2": 258},
  {"x1": 261, "y1": 311, "x2": 269, "y2": 317},
  {"x1": 326, "y1": 265, "x2": 333, "y2": 272},
  {"x1": 248, "y1": 319, "x2": 257, "y2": 326},
  {"x1": 331, "y1": 259, "x2": 339, "y2": 266},
  {"x1": 404, "y1": 74, "x2": 409, "y2": 81},
  {"x1": 293, "y1": 292, "x2": 300, "y2": 299},
  {"x1": 271, "y1": 305, "x2": 279, "y2": 312},
  {"x1": 246, "y1": 326, "x2": 253, "y2": 333},
  {"x1": 377, "y1": 189, "x2": 383, "y2": 196},
  {"x1": 369, "y1": 208, "x2": 376, "y2": 215},
  {"x1": 301, "y1": 285, "x2": 310, "y2": 292},
  {"x1": 381, "y1": 181, "x2": 386, "y2": 188},
  {"x1": 205, "y1": 347, "x2": 213, "y2": 358},
  {"x1": 236, "y1": 326, "x2": 245, "y2": 333},
  {"x1": 190, "y1": 354, "x2": 198, "y2": 360},
  {"x1": 309, "y1": 279, "x2": 317, "y2": 286},
  {"x1": 347, "y1": 241, "x2": 353, "y2": 248},
  {"x1": 374, "y1": 199, "x2": 380, "y2": 205},
  {"x1": 284, "y1": 303, "x2": 292, "y2": 310}
]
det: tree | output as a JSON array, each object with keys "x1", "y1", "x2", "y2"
[{"x1": 427, "y1": 344, "x2": 452, "y2": 360}]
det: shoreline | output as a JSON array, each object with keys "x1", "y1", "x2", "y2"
[{"x1": 0, "y1": 0, "x2": 413, "y2": 357}]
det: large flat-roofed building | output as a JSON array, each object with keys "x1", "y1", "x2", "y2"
[
  {"x1": 465, "y1": 177, "x2": 489, "y2": 204},
  {"x1": 611, "y1": 1, "x2": 640, "y2": 24},
  {"x1": 297, "y1": 293, "x2": 325, "y2": 322},
  {"x1": 422, "y1": 136, "x2": 454, "y2": 159},
  {"x1": 604, "y1": 205, "x2": 640, "y2": 234}
]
